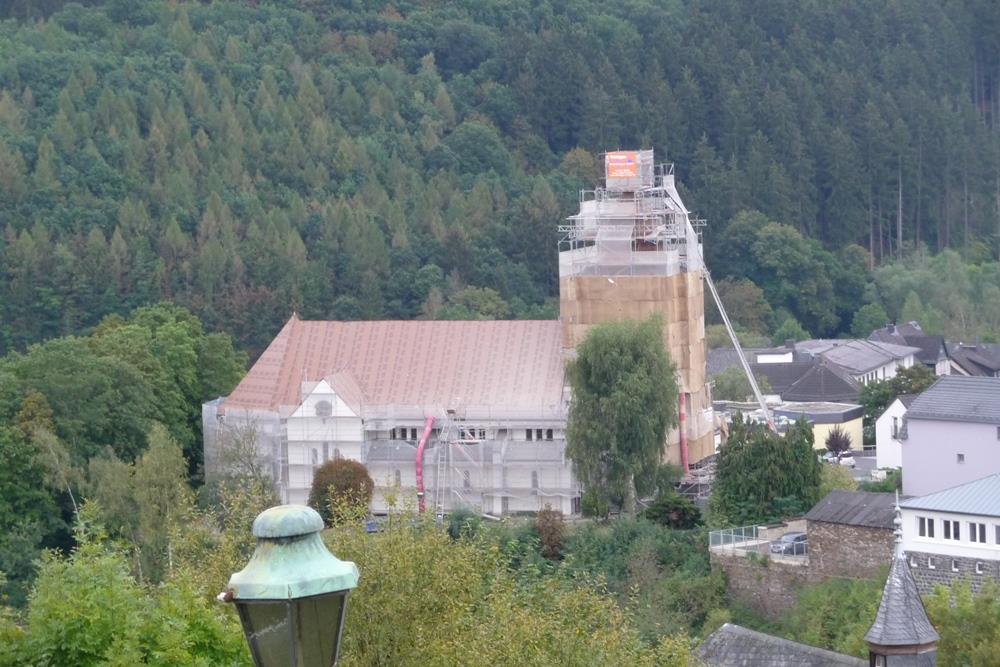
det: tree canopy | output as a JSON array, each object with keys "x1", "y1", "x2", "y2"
[
  {"x1": 709, "y1": 415, "x2": 822, "y2": 526},
  {"x1": 0, "y1": 1, "x2": 997, "y2": 355},
  {"x1": 566, "y1": 317, "x2": 678, "y2": 515}
]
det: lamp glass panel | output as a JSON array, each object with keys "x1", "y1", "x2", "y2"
[
  {"x1": 293, "y1": 592, "x2": 347, "y2": 666},
  {"x1": 239, "y1": 602, "x2": 293, "y2": 666}
]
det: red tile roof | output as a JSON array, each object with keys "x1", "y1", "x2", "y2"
[{"x1": 221, "y1": 315, "x2": 566, "y2": 416}]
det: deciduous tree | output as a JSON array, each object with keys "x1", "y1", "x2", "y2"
[{"x1": 566, "y1": 317, "x2": 678, "y2": 516}]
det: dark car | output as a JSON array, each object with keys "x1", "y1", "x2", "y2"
[{"x1": 769, "y1": 531, "x2": 808, "y2": 556}]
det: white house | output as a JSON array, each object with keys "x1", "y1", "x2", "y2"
[
  {"x1": 900, "y1": 376, "x2": 1000, "y2": 497},
  {"x1": 874, "y1": 394, "x2": 916, "y2": 469},
  {"x1": 901, "y1": 473, "x2": 1000, "y2": 594}
]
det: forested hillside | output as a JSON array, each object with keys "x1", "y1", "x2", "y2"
[{"x1": 2, "y1": 0, "x2": 1000, "y2": 356}]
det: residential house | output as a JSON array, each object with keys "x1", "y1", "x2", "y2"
[
  {"x1": 901, "y1": 473, "x2": 1000, "y2": 595},
  {"x1": 793, "y1": 339, "x2": 918, "y2": 385},
  {"x1": 900, "y1": 376, "x2": 1000, "y2": 496},
  {"x1": 708, "y1": 337, "x2": 915, "y2": 404},
  {"x1": 947, "y1": 342, "x2": 1000, "y2": 377},
  {"x1": 869, "y1": 322, "x2": 950, "y2": 375},
  {"x1": 875, "y1": 394, "x2": 917, "y2": 469}
]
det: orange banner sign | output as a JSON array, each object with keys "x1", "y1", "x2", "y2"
[{"x1": 606, "y1": 151, "x2": 639, "y2": 179}]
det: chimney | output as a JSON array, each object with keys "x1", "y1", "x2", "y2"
[
  {"x1": 785, "y1": 339, "x2": 796, "y2": 350},
  {"x1": 887, "y1": 323, "x2": 895, "y2": 334}
]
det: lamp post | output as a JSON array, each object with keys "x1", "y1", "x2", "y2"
[{"x1": 220, "y1": 504, "x2": 359, "y2": 667}]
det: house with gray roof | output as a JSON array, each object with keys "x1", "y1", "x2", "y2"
[
  {"x1": 901, "y1": 473, "x2": 1000, "y2": 596},
  {"x1": 947, "y1": 342, "x2": 1000, "y2": 377},
  {"x1": 708, "y1": 337, "x2": 917, "y2": 406},
  {"x1": 900, "y1": 376, "x2": 1000, "y2": 496},
  {"x1": 870, "y1": 322, "x2": 950, "y2": 376},
  {"x1": 795, "y1": 339, "x2": 920, "y2": 385}
]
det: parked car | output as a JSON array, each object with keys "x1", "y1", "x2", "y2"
[
  {"x1": 838, "y1": 453, "x2": 856, "y2": 468},
  {"x1": 770, "y1": 531, "x2": 808, "y2": 556}
]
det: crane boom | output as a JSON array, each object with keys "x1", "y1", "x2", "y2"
[{"x1": 701, "y1": 266, "x2": 775, "y2": 431}]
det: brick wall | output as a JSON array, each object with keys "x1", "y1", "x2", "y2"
[
  {"x1": 710, "y1": 552, "x2": 811, "y2": 619},
  {"x1": 906, "y1": 550, "x2": 1000, "y2": 596},
  {"x1": 808, "y1": 521, "x2": 894, "y2": 579}
]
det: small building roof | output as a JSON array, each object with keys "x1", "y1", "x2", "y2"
[
  {"x1": 697, "y1": 623, "x2": 865, "y2": 667},
  {"x1": 806, "y1": 490, "x2": 904, "y2": 529},
  {"x1": 771, "y1": 401, "x2": 864, "y2": 424},
  {"x1": 900, "y1": 473, "x2": 1000, "y2": 518},
  {"x1": 904, "y1": 375, "x2": 1000, "y2": 425}
]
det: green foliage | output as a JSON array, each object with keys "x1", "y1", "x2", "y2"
[
  {"x1": 0, "y1": 0, "x2": 995, "y2": 357},
  {"x1": 709, "y1": 416, "x2": 822, "y2": 526},
  {"x1": 705, "y1": 324, "x2": 772, "y2": 350},
  {"x1": 0, "y1": 427, "x2": 62, "y2": 607},
  {"x1": 850, "y1": 303, "x2": 889, "y2": 338},
  {"x1": 581, "y1": 488, "x2": 610, "y2": 520},
  {"x1": 782, "y1": 575, "x2": 885, "y2": 658},
  {"x1": 642, "y1": 494, "x2": 702, "y2": 529},
  {"x1": 318, "y1": 514, "x2": 696, "y2": 666},
  {"x1": 567, "y1": 317, "x2": 678, "y2": 515},
  {"x1": 307, "y1": 459, "x2": 375, "y2": 525},
  {"x1": 824, "y1": 425, "x2": 852, "y2": 454},
  {"x1": 712, "y1": 365, "x2": 773, "y2": 402},
  {"x1": 859, "y1": 469, "x2": 902, "y2": 492},
  {"x1": 560, "y1": 519, "x2": 725, "y2": 641},
  {"x1": 446, "y1": 506, "x2": 481, "y2": 540},
  {"x1": 771, "y1": 317, "x2": 810, "y2": 346},
  {"x1": 818, "y1": 463, "x2": 858, "y2": 498},
  {"x1": 4, "y1": 511, "x2": 249, "y2": 667},
  {"x1": 925, "y1": 579, "x2": 1000, "y2": 666}
]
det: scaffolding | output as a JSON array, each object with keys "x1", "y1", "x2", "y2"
[
  {"x1": 558, "y1": 160, "x2": 705, "y2": 278},
  {"x1": 203, "y1": 400, "x2": 580, "y2": 517}
]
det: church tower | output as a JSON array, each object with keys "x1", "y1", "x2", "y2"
[{"x1": 558, "y1": 150, "x2": 713, "y2": 469}]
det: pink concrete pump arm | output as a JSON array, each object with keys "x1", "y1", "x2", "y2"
[{"x1": 415, "y1": 416, "x2": 435, "y2": 513}]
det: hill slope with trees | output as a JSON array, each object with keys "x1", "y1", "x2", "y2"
[{"x1": 1, "y1": 0, "x2": 1000, "y2": 355}]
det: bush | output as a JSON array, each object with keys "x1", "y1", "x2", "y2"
[
  {"x1": 307, "y1": 459, "x2": 374, "y2": 525},
  {"x1": 535, "y1": 505, "x2": 565, "y2": 560},
  {"x1": 642, "y1": 494, "x2": 702, "y2": 529},
  {"x1": 446, "y1": 506, "x2": 481, "y2": 540},
  {"x1": 825, "y1": 425, "x2": 852, "y2": 454},
  {"x1": 581, "y1": 488, "x2": 610, "y2": 520}
]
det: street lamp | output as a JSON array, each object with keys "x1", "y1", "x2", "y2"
[{"x1": 220, "y1": 504, "x2": 359, "y2": 667}]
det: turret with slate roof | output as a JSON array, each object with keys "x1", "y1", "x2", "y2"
[{"x1": 865, "y1": 494, "x2": 939, "y2": 666}]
